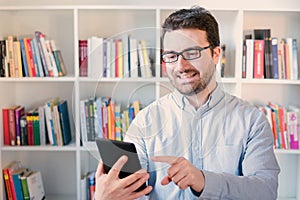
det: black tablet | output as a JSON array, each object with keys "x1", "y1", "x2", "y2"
[{"x1": 95, "y1": 138, "x2": 147, "y2": 192}]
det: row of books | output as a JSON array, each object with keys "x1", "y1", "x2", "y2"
[
  {"x1": 259, "y1": 102, "x2": 300, "y2": 149},
  {"x1": 2, "y1": 98, "x2": 72, "y2": 146},
  {"x1": 79, "y1": 35, "x2": 153, "y2": 78},
  {"x1": 0, "y1": 31, "x2": 66, "y2": 78},
  {"x1": 80, "y1": 171, "x2": 96, "y2": 200},
  {"x1": 242, "y1": 29, "x2": 299, "y2": 80},
  {"x1": 2, "y1": 160, "x2": 45, "y2": 200},
  {"x1": 80, "y1": 97, "x2": 141, "y2": 144}
]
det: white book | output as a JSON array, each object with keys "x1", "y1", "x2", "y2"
[
  {"x1": 44, "y1": 101, "x2": 55, "y2": 145},
  {"x1": 122, "y1": 34, "x2": 130, "y2": 77},
  {"x1": 286, "y1": 38, "x2": 295, "y2": 80},
  {"x1": 88, "y1": 36, "x2": 103, "y2": 78},
  {"x1": 27, "y1": 171, "x2": 45, "y2": 200},
  {"x1": 80, "y1": 99, "x2": 88, "y2": 144},
  {"x1": 138, "y1": 42, "x2": 146, "y2": 77},
  {"x1": 246, "y1": 39, "x2": 254, "y2": 79},
  {"x1": 292, "y1": 38, "x2": 298, "y2": 80},
  {"x1": 45, "y1": 39, "x2": 59, "y2": 77},
  {"x1": 140, "y1": 40, "x2": 152, "y2": 78},
  {"x1": 106, "y1": 39, "x2": 111, "y2": 78},
  {"x1": 129, "y1": 38, "x2": 138, "y2": 78},
  {"x1": 38, "y1": 105, "x2": 46, "y2": 145}
]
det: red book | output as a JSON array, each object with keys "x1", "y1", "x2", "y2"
[
  {"x1": 23, "y1": 38, "x2": 37, "y2": 77},
  {"x1": 2, "y1": 108, "x2": 10, "y2": 145},
  {"x1": 26, "y1": 110, "x2": 34, "y2": 146},
  {"x1": 79, "y1": 40, "x2": 88, "y2": 77},
  {"x1": 2, "y1": 161, "x2": 21, "y2": 200},
  {"x1": 253, "y1": 40, "x2": 264, "y2": 79},
  {"x1": 8, "y1": 105, "x2": 20, "y2": 146}
]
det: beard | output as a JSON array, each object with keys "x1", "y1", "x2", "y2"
[{"x1": 168, "y1": 65, "x2": 215, "y2": 96}]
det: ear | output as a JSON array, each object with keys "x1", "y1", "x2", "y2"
[{"x1": 212, "y1": 46, "x2": 221, "y2": 64}]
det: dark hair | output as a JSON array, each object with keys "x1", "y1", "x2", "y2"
[{"x1": 161, "y1": 6, "x2": 220, "y2": 49}]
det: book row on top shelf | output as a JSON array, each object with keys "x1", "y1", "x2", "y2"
[
  {"x1": 242, "y1": 28, "x2": 300, "y2": 80},
  {"x1": 0, "y1": 31, "x2": 67, "y2": 78}
]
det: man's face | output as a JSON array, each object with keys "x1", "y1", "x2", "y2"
[{"x1": 163, "y1": 28, "x2": 220, "y2": 96}]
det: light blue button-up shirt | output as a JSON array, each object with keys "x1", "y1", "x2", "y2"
[{"x1": 125, "y1": 84, "x2": 280, "y2": 200}]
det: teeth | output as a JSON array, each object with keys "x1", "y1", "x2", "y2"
[{"x1": 180, "y1": 73, "x2": 195, "y2": 78}]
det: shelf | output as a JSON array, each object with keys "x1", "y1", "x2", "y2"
[
  {"x1": 79, "y1": 77, "x2": 158, "y2": 83},
  {"x1": 274, "y1": 149, "x2": 300, "y2": 155},
  {"x1": 0, "y1": 143, "x2": 77, "y2": 152},
  {"x1": 0, "y1": 76, "x2": 75, "y2": 82},
  {"x1": 241, "y1": 79, "x2": 300, "y2": 85}
]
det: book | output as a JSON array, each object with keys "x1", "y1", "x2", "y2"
[
  {"x1": 20, "y1": 170, "x2": 32, "y2": 200},
  {"x1": 0, "y1": 40, "x2": 6, "y2": 77},
  {"x1": 129, "y1": 38, "x2": 138, "y2": 78},
  {"x1": 271, "y1": 37, "x2": 279, "y2": 79},
  {"x1": 19, "y1": 39, "x2": 29, "y2": 77},
  {"x1": 15, "y1": 106, "x2": 25, "y2": 146},
  {"x1": 32, "y1": 38, "x2": 44, "y2": 77},
  {"x1": 50, "y1": 40, "x2": 66, "y2": 76},
  {"x1": 88, "y1": 36, "x2": 104, "y2": 78},
  {"x1": 13, "y1": 40, "x2": 23, "y2": 78},
  {"x1": 245, "y1": 39, "x2": 254, "y2": 79},
  {"x1": 2, "y1": 107, "x2": 11, "y2": 145},
  {"x1": 2, "y1": 160, "x2": 22, "y2": 200},
  {"x1": 38, "y1": 105, "x2": 46, "y2": 146},
  {"x1": 7, "y1": 35, "x2": 16, "y2": 77},
  {"x1": 9, "y1": 105, "x2": 21, "y2": 146},
  {"x1": 12, "y1": 168, "x2": 28, "y2": 200},
  {"x1": 287, "y1": 108, "x2": 299, "y2": 149},
  {"x1": 79, "y1": 39, "x2": 88, "y2": 77},
  {"x1": 34, "y1": 31, "x2": 49, "y2": 77},
  {"x1": 20, "y1": 115, "x2": 28, "y2": 145},
  {"x1": 26, "y1": 171, "x2": 45, "y2": 200},
  {"x1": 45, "y1": 39, "x2": 59, "y2": 77},
  {"x1": 253, "y1": 40, "x2": 264, "y2": 79},
  {"x1": 58, "y1": 100, "x2": 72, "y2": 145},
  {"x1": 23, "y1": 38, "x2": 37, "y2": 77},
  {"x1": 25, "y1": 109, "x2": 34, "y2": 146}
]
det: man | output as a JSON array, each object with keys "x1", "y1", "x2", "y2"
[{"x1": 95, "y1": 6, "x2": 280, "y2": 200}]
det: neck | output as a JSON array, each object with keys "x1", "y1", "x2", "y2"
[{"x1": 185, "y1": 81, "x2": 217, "y2": 110}]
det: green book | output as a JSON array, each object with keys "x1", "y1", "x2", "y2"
[{"x1": 20, "y1": 170, "x2": 32, "y2": 200}]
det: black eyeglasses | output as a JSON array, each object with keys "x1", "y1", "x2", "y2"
[{"x1": 162, "y1": 45, "x2": 212, "y2": 63}]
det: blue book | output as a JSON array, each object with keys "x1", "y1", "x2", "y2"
[
  {"x1": 271, "y1": 37, "x2": 279, "y2": 79},
  {"x1": 12, "y1": 168, "x2": 28, "y2": 200},
  {"x1": 58, "y1": 100, "x2": 72, "y2": 145},
  {"x1": 19, "y1": 39, "x2": 29, "y2": 77}
]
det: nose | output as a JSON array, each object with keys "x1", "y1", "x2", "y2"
[{"x1": 174, "y1": 55, "x2": 190, "y2": 71}]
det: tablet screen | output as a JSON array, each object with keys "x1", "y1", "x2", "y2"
[{"x1": 95, "y1": 138, "x2": 147, "y2": 192}]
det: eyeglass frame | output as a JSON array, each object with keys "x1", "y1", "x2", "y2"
[{"x1": 161, "y1": 45, "x2": 212, "y2": 63}]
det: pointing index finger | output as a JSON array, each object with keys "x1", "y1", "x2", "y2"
[{"x1": 151, "y1": 156, "x2": 178, "y2": 164}]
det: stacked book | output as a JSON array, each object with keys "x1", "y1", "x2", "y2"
[
  {"x1": 0, "y1": 31, "x2": 66, "y2": 78},
  {"x1": 2, "y1": 160, "x2": 45, "y2": 200},
  {"x1": 80, "y1": 97, "x2": 141, "y2": 145},
  {"x1": 2, "y1": 98, "x2": 72, "y2": 146},
  {"x1": 79, "y1": 35, "x2": 153, "y2": 78}
]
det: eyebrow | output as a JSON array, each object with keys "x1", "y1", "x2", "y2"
[{"x1": 162, "y1": 46, "x2": 203, "y2": 54}]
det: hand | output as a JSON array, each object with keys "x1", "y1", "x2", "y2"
[
  {"x1": 151, "y1": 156, "x2": 205, "y2": 193},
  {"x1": 94, "y1": 155, "x2": 153, "y2": 200}
]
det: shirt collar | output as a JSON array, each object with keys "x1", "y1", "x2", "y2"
[{"x1": 171, "y1": 83, "x2": 225, "y2": 111}]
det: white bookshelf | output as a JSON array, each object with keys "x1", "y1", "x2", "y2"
[{"x1": 0, "y1": 1, "x2": 300, "y2": 199}]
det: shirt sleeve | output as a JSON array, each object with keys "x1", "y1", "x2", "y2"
[{"x1": 198, "y1": 112, "x2": 280, "y2": 200}]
